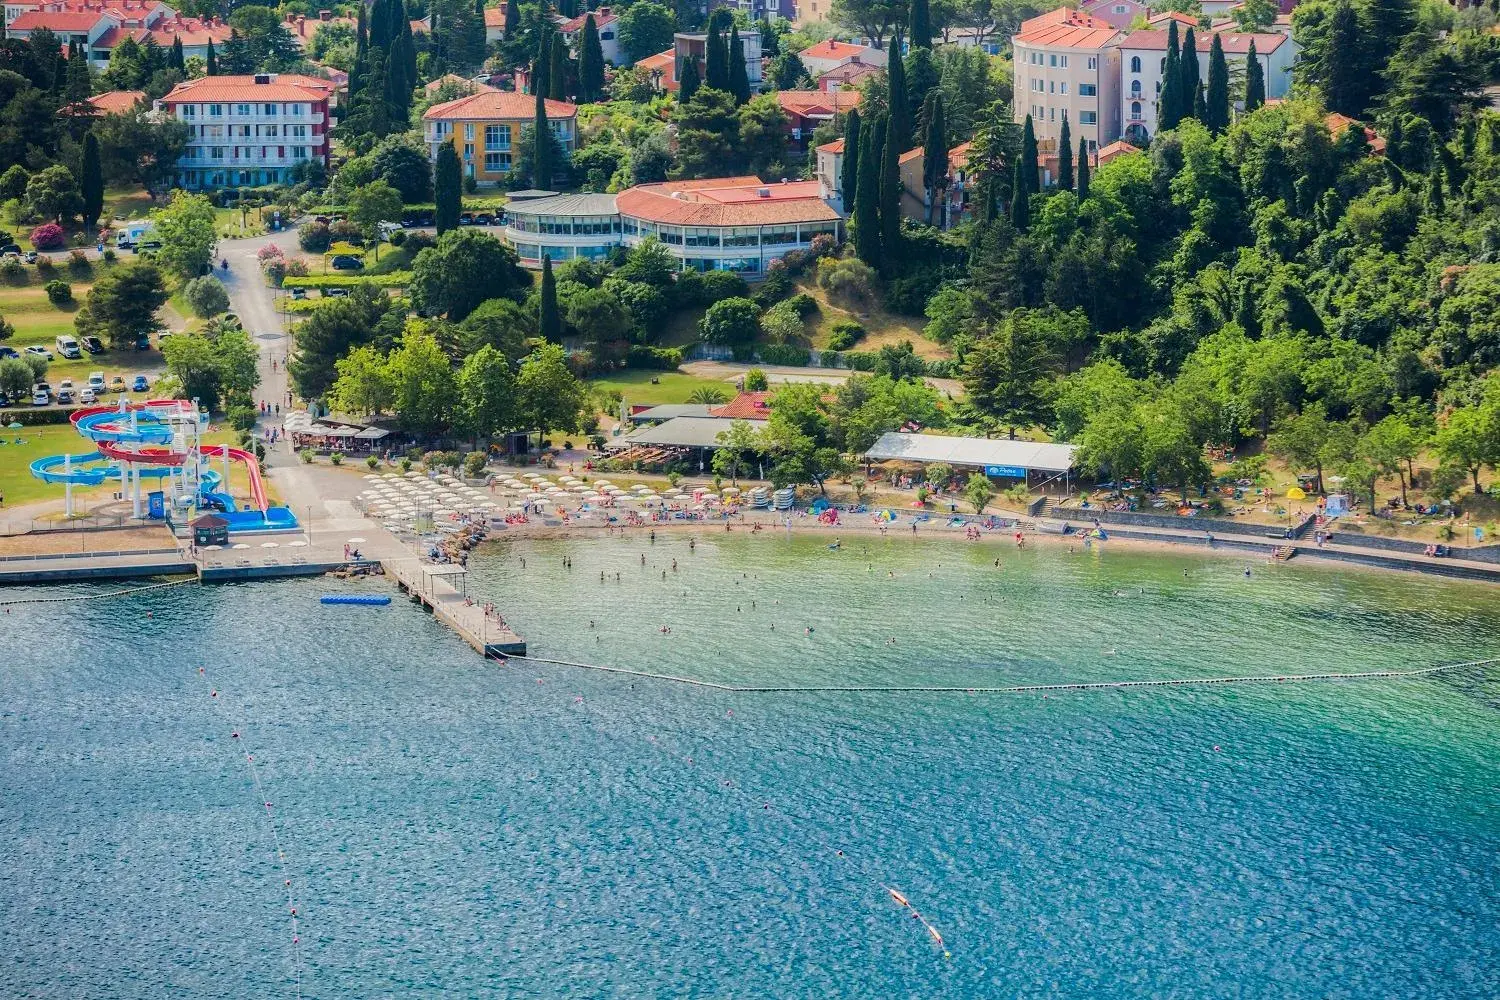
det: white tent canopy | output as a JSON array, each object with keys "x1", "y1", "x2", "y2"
[{"x1": 864, "y1": 432, "x2": 1077, "y2": 475}]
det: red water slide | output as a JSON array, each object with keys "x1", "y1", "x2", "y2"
[
  {"x1": 93, "y1": 440, "x2": 269, "y2": 513},
  {"x1": 201, "y1": 445, "x2": 270, "y2": 514}
]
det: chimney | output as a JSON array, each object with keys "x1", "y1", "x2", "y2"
[{"x1": 318, "y1": 9, "x2": 331, "y2": 20}]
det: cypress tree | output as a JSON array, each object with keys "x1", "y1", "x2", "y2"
[
  {"x1": 886, "y1": 33, "x2": 910, "y2": 147},
  {"x1": 852, "y1": 116, "x2": 883, "y2": 271},
  {"x1": 1076, "y1": 137, "x2": 1090, "y2": 200},
  {"x1": 369, "y1": 0, "x2": 390, "y2": 49},
  {"x1": 549, "y1": 33, "x2": 568, "y2": 102},
  {"x1": 728, "y1": 26, "x2": 751, "y2": 105},
  {"x1": 66, "y1": 47, "x2": 91, "y2": 103},
  {"x1": 398, "y1": 1, "x2": 417, "y2": 100},
  {"x1": 1159, "y1": 22, "x2": 1182, "y2": 131},
  {"x1": 841, "y1": 108, "x2": 860, "y2": 209},
  {"x1": 705, "y1": 14, "x2": 728, "y2": 91},
  {"x1": 351, "y1": 3, "x2": 368, "y2": 96},
  {"x1": 1020, "y1": 114, "x2": 1038, "y2": 193},
  {"x1": 539, "y1": 255, "x2": 561, "y2": 342},
  {"x1": 81, "y1": 131, "x2": 103, "y2": 229},
  {"x1": 366, "y1": 50, "x2": 392, "y2": 136},
  {"x1": 534, "y1": 29, "x2": 550, "y2": 99},
  {"x1": 1009, "y1": 161, "x2": 1029, "y2": 231},
  {"x1": 921, "y1": 91, "x2": 946, "y2": 224},
  {"x1": 1244, "y1": 39, "x2": 1265, "y2": 113},
  {"x1": 435, "y1": 140, "x2": 462, "y2": 234},
  {"x1": 910, "y1": 0, "x2": 932, "y2": 50},
  {"x1": 1180, "y1": 28, "x2": 1200, "y2": 121},
  {"x1": 533, "y1": 85, "x2": 552, "y2": 188},
  {"x1": 1195, "y1": 84, "x2": 1207, "y2": 124},
  {"x1": 170, "y1": 35, "x2": 184, "y2": 73},
  {"x1": 505, "y1": 0, "x2": 519, "y2": 35},
  {"x1": 1426, "y1": 168, "x2": 1444, "y2": 213},
  {"x1": 678, "y1": 55, "x2": 700, "y2": 102},
  {"x1": 579, "y1": 14, "x2": 604, "y2": 102},
  {"x1": 879, "y1": 108, "x2": 902, "y2": 266},
  {"x1": 1057, "y1": 113, "x2": 1072, "y2": 191},
  {"x1": 1205, "y1": 34, "x2": 1229, "y2": 133},
  {"x1": 205, "y1": 39, "x2": 217, "y2": 76},
  {"x1": 1324, "y1": 0, "x2": 1362, "y2": 116}
]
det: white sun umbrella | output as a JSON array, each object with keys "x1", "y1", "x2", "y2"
[
  {"x1": 261, "y1": 541, "x2": 279, "y2": 548},
  {"x1": 571, "y1": 483, "x2": 590, "y2": 492},
  {"x1": 663, "y1": 487, "x2": 683, "y2": 496},
  {"x1": 582, "y1": 491, "x2": 601, "y2": 501},
  {"x1": 633, "y1": 484, "x2": 652, "y2": 493},
  {"x1": 363, "y1": 475, "x2": 380, "y2": 481},
  {"x1": 232, "y1": 543, "x2": 251, "y2": 550},
  {"x1": 288, "y1": 539, "x2": 307, "y2": 547},
  {"x1": 405, "y1": 471, "x2": 424, "y2": 478},
  {"x1": 526, "y1": 491, "x2": 545, "y2": 500}
]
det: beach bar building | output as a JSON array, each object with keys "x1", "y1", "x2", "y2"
[{"x1": 864, "y1": 432, "x2": 1079, "y2": 492}]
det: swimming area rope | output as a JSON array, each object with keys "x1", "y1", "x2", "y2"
[
  {"x1": 0, "y1": 576, "x2": 196, "y2": 606},
  {"x1": 506, "y1": 654, "x2": 1500, "y2": 695}
]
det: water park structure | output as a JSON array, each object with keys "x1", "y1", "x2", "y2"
[{"x1": 29, "y1": 398, "x2": 297, "y2": 532}]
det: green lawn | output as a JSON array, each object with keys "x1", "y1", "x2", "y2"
[{"x1": 587, "y1": 369, "x2": 739, "y2": 407}]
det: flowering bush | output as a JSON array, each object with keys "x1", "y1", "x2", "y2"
[
  {"x1": 256, "y1": 243, "x2": 284, "y2": 263},
  {"x1": 29, "y1": 222, "x2": 65, "y2": 250},
  {"x1": 284, "y1": 259, "x2": 309, "y2": 278},
  {"x1": 262, "y1": 259, "x2": 286, "y2": 286}
]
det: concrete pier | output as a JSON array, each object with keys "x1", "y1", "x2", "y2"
[{"x1": 383, "y1": 556, "x2": 525, "y2": 657}]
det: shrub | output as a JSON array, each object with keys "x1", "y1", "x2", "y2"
[
  {"x1": 826, "y1": 320, "x2": 865, "y2": 351},
  {"x1": 29, "y1": 222, "x2": 65, "y2": 250},
  {"x1": 884, "y1": 268, "x2": 943, "y2": 316},
  {"x1": 256, "y1": 243, "x2": 284, "y2": 263},
  {"x1": 298, "y1": 221, "x2": 332, "y2": 253},
  {"x1": 387, "y1": 229, "x2": 406, "y2": 247},
  {"x1": 1, "y1": 258, "x2": 25, "y2": 283},
  {"x1": 700, "y1": 296, "x2": 760, "y2": 346},
  {"x1": 744, "y1": 367, "x2": 769, "y2": 391},
  {"x1": 626, "y1": 344, "x2": 683, "y2": 370},
  {"x1": 816, "y1": 256, "x2": 877, "y2": 308},
  {"x1": 300, "y1": 448, "x2": 315, "y2": 463},
  {"x1": 810, "y1": 233, "x2": 836, "y2": 257},
  {"x1": 183, "y1": 275, "x2": 230, "y2": 317},
  {"x1": 284, "y1": 259, "x2": 309, "y2": 278},
  {"x1": 400, "y1": 456, "x2": 413, "y2": 472},
  {"x1": 227, "y1": 404, "x2": 257, "y2": 431},
  {"x1": 68, "y1": 249, "x2": 90, "y2": 274},
  {"x1": 464, "y1": 451, "x2": 487, "y2": 477},
  {"x1": 102, "y1": 248, "x2": 116, "y2": 262},
  {"x1": 751, "y1": 267, "x2": 792, "y2": 307},
  {"x1": 697, "y1": 269, "x2": 750, "y2": 304},
  {"x1": 774, "y1": 249, "x2": 813, "y2": 278},
  {"x1": 43, "y1": 279, "x2": 71, "y2": 305},
  {"x1": 758, "y1": 343, "x2": 810, "y2": 366},
  {"x1": 844, "y1": 350, "x2": 879, "y2": 371},
  {"x1": 786, "y1": 292, "x2": 818, "y2": 317},
  {"x1": 34, "y1": 256, "x2": 54, "y2": 276},
  {"x1": 366, "y1": 455, "x2": 380, "y2": 469},
  {"x1": 760, "y1": 299, "x2": 806, "y2": 344},
  {"x1": 819, "y1": 350, "x2": 842, "y2": 367},
  {"x1": 263, "y1": 259, "x2": 286, "y2": 286},
  {"x1": 328, "y1": 219, "x2": 362, "y2": 243},
  {"x1": 330, "y1": 451, "x2": 344, "y2": 466},
  {"x1": 403, "y1": 230, "x2": 436, "y2": 253}
]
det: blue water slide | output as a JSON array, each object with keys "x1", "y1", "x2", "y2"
[{"x1": 29, "y1": 452, "x2": 181, "y2": 486}]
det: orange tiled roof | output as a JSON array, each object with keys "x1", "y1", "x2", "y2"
[
  {"x1": 423, "y1": 90, "x2": 577, "y2": 121},
  {"x1": 800, "y1": 39, "x2": 872, "y2": 61},
  {"x1": 146, "y1": 17, "x2": 232, "y2": 46},
  {"x1": 88, "y1": 90, "x2": 145, "y2": 114},
  {"x1": 92, "y1": 25, "x2": 148, "y2": 47},
  {"x1": 1146, "y1": 11, "x2": 1198, "y2": 27},
  {"x1": 637, "y1": 49, "x2": 678, "y2": 91},
  {"x1": 776, "y1": 89, "x2": 861, "y2": 116},
  {"x1": 948, "y1": 141, "x2": 973, "y2": 171},
  {"x1": 424, "y1": 72, "x2": 497, "y2": 94},
  {"x1": 484, "y1": 6, "x2": 507, "y2": 27},
  {"x1": 710, "y1": 392, "x2": 774, "y2": 419},
  {"x1": 160, "y1": 74, "x2": 334, "y2": 103},
  {"x1": 1326, "y1": 113, "x2": 1386, "y2": 154},
  {"x1": 1015, "y1": 7, "x2": 1120, "y2": 48},
  {"x1": 898, "y1": 147, "x2": 922, "y2": 165},
  {"x1": 1095, "y1": 139, "x2": 1141, "y2": 164},
  {"x1": 558, "y1": 9, "x2": 616, "y2": 33},
  {"x1": 616, "y1": 177, "x2": 840, "y2": 227},
  {"x1": 816, "y1": 138, "x2": 845, "y2": 155},
  {"x1": 10, "y1": 10, "x2": 108, "y2": 30}
]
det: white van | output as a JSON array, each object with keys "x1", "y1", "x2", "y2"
[
  {"x1": 115, "y1": 219, "x2": 152, "y2": 249},
  {"x1": 55, "y1": 334, "x2": 82, "y2": 359}
]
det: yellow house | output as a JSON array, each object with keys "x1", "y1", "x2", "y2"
[{"x1": 422, "y1": 91, "x2": 578, "y2": 186}]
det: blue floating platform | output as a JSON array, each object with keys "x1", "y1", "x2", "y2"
[{"x1": 320, "y1": 594, "x2": 392, "y2": 606}]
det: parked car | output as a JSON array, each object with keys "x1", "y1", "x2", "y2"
[
  {"x1": 82, "y1": 335, "x2": 104, "y2": 354},
  {"x1": 55, "y1": 335, "x2": 82, "y2": 359},
  {"x1": 79, "y1": 387, "x2": 96, "y2": 404},
  {"x1": 55, "y1": 386, "x2": 74, "y2": 404},
  {"x1": 290, "y1": 287, "x2": 307, "y2": 300},
  {"x1": 323, "y1": 287, "x2": 350, "y2": 298},
  {"x1": 0, "y1": 345, "x2": 18, "y2": 359},
  {"x1": 23, "y1": 250, "x2": 37, "y2": 263},
  {"x1": 110, "y1": 375, "x2": 127, "y2": 392},
  {"x1": 0, "y1": 244, "x2": 21, "y2": 256},
  {"x1": 329, "y1": 255, "x2": 363, "y2": 271},
  {"x1": 88, "y1": 371, "x2": 106, "y2": 392},
  {"x1": 134, "y1": 333, "x2": 150, "y2": 350},
  {"x1": 30, "y1": 387, "x2": 48, "y2": 405},
  {"x1": 24, "y1": 345, "x2": 52, "y2": 360},
  {"x1": 131, "y1": 375, "x2": 150, "y2": 392},
  {"x1": 474, "y1": 213, "x2": 494, "y2": 226}
]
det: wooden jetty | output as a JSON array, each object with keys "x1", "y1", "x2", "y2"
[{"x1": 382, "y1": 556, "x2": 525, "y2": 657}]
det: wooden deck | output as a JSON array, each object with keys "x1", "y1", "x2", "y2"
[{"x1": 382, "y1": 556, "x2": 526, "y2": 657}]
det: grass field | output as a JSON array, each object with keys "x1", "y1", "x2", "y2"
[
  {"x1": 798, "y1": 280, "x2": 948, "y2": 359},
  {"x1": 586, "y1": 369, "x2": 739, "y2": 407}
]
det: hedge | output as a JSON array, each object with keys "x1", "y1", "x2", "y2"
[
  {"x1": 281, "y1": 272, "x2": 411, "y2": 289},
  {"x1": 756, "y1": 343, "x2": 811, "y2": 367},
  {"x1": 627, "y1": 345, "x2": 683, "y2": 370},
  {"x1": 0, "y1": 406, "x2": 76, "y2": 426}
]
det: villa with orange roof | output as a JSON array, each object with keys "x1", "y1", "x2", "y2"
[
  {"x1": 798, "y1": 39, "x2": 886, "y2": 77},
  {"x1": 423, "y1": 90, "x2": 577, "y2": 184},
  {"x1": 558, "y1": 6, "x2": 622, "y2": 65},
  {"x1": 155, "y1": 73, "x2": 332, "y2": 189},
  {"x1": 499, "y1": 178, "x2": 841, "y2": 277},
  {"x1": 1118, "y1": 27, "x2": 1292, "y2": 144},
  {"x1": 777, "y1": 89, "x2": 861, "y2": 147},
  {"x1": 1012, "y1": 8, "x2": 1124, "y2": 171}
]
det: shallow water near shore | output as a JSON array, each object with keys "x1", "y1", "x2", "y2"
[{"x1": 2, "y1": 533, "x2": 1498, "y2": 997}]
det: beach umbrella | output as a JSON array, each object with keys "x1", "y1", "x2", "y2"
[
  {"x1": 347, "y1": 536, "x2": 366, "y2": 543},
  {"x1": 7, "y1": 421, "x2": 22, "y2": 429},
  {"x1": 363, "y1": 475, "x2": 380, "y2": 481},
  {"x1": 203, "y1": 544, "x2": 224, "y2": 551},
  {"x1": 261, "y1": 541, "x2": 279, "y2": 548},
  {"x1": 287, "y1": 540, "x2": 307, "y2": 547},
  {"x1": 582, "y1": 491, "x2": 600, "y2": 500},
  {"x1": 663, "y1": 487, "x2": 683, "y2": 496},
  {"x1": 232, "y1": 543, "x2": 250, "y2": 549}
]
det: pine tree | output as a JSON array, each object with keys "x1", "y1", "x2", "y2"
[
  {"x1": 1076, "y1": 137, "x2": 1090, "y2": 200},
  {"x1": 1159, "y1": 22, "x2": 1182, "y2": 131},
  {"x1": 1180, "y1": 28, "x2": 1200, "y2": 121},
  {"x1": 1009, "y1": 161, "x2": 1029, "y2": 231},
  {"x1": 65, "y1": 47, "x2": 90, "y2": 103},
  {"x1": 533, "y1": 85, "x2": 553, "y2": 188},
  {"x1": 579, "y1": 14, "x2": 604, "y2": 102},
  {"x1": 1020, "y1": 114, "x2": 1039, "y2": 193},
  {"x1": 879, "y1": 108, "x2": 902, "y2": 267},
  {"x1": 678, "y1": 55, "x2": 700, "y2": 103},
  {"x1": 170, "y1": 35, "x2": 184, "y2": 73},
  {"x1": 549, "y1": 33, "x2": 568, "y2": 102},
  {"x1": 539, "y1": 255, "x2": 561, "y2": 342},
  {"x1": 1057, "y1": 113, "x2": 1072, "y2": 191},
  {"x1": 1324, "y1": 0, "x2": 1363, "y2": 116},
  {"x1": 886, "y1": 33, "x2": 910, "y2": 147},
  {"x1": 435, "y1": 140, "x2": 462, "y2": 234},
  {"x1": 728, "y1": 25, "x2": 751, "y2": 105},
  {"x1": 910, "y1": 0, "x2": 932, "y2": 50},
  {"x1": 853, "y1": 116, "x2": 883, "y2": 271},
  {"x1": 921, "y1": 91, "x2": 946, "y2": 224},
  {"x1": 205, "y1": 39, "x2": 217, "y2": 76},
  {"x1": 1205, "y1": 34, "x2": 1229, "y2": 132},
  {"x1": 705, "y1": 13, "x2": 728, "y2": 91},
  {"x1": 81, "y1": 131, "x2": 103, "y2": 229},
  {"x1": 1244, "y1": 39, "x2": 1265, "y2": 113},
  {"x1": 841, "y1": 108, "x2": 860, "y2": 209}
]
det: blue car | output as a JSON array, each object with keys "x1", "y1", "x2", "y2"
[{"x1": 131, "y1": 375, "x2": 150, "y2": 392}]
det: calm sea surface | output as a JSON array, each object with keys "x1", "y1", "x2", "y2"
[{"x1": 2, "y1": 533, "x2": 1498, "y2": 997}]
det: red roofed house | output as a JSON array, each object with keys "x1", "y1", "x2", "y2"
[
  {"x1": 814, "y1": 137, "x2": 844, "y2": 206},
  {"x1": 86, "y1": 89, "x2": 145, "y2": 114},
  {"x1": 559, "y1": 6, "x2": 621, "y2": 65},
  {"x1": 484, "y1": 3, "x2": 510, "y2": 44},
  {"x1": 282, "y1": 10, "x2": 357, "y2": 52},
  {"x1": 709, "y1": 392, "x2": 773, "y2": 419},
  {"x1": 1325, "y1": 113, "x2": 1385, "y2": 156},
  {"x1": 1094, "y1": 138, "x2": 1141, "y2": 165},
  {"x1": 777, "y1": 89, "x2": 861, "y2": 148},
  {"x1": 1080, "y1": 0, "x2": 1150, "y2": 29},
  {"x1": 1118, "y1": 28, "x2": 1292, "y2": 145},
  {"x1": 143, "y1": 13, "x2": 232, "y2": 64},
  {"x1": 1011, "y1": 9, "x2": 1124, "y2": 164},
  {"x1": 638, "y1": 49, "x2": 677, "y2": 93},
  {"x1": 817, "y1": 59, "x2": 881, "y2": 92},
  {"x1": 156, "y1": 73, "x2": 333, "y2": 189},
  {"x1": 798, "y1": 38, "x2": 886, "y2": 77},
  {"x1": 891, "y1": 141, "x2": 982, "y2": 229},
  {"x1": 7, "y1": 1, "x2": 176, "y2": 67},
  {"x1": 423, "y1": 90, "x2": 577, "y2": 185}
]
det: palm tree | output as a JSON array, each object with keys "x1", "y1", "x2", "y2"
[{"x1": 687, "y1": 386, "x2": 729, "y2": 405}]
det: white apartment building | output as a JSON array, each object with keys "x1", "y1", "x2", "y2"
[
  {"x1": 1118, "y1": 28, "x2": 1293, "y2": 145},
  {"x1": 1012, "y1": 8, "x2": 1123, "y2": 170},
  {"x1": 156, "y1": 74, "x2": 333, "y2": 189}
]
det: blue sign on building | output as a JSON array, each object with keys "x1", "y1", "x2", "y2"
[
  {"x1": 147, "y1": 491, "x2": 166, "y2": 519},
  {"x1": 985, "y1": 465, "x2": 1027, "y2": 478}
]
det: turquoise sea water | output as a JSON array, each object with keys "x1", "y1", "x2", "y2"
[{"x1": 2, "y1": 533, "x2": 1498, "y2": 997}]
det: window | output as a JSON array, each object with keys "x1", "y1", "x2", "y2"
[
  {"x1": 1087, "y1": 56, "x2": 1097, "y2": 70},
  {"x1": 1130, "y1": 80, "x2": 1141, "y2": 96},
  {"x1": 1049, "y1": 107, "x2": 1055, "y2": 121},
  {"x1": 182, "y1": 104, "x2": 196, "y2": 117},
  {"x1": 1130, "y1": 56, "x2": 1141, "y2": 73},
  {"x1": 485, "y1": 124, "x2": 511, "y2": 150},
  {"x1": 264, "y1": 125, "x2": 279, "y2": 137},
  {"x1": 1114, "y1": 4, "x2": 1127, "y2": 11},
  {"x1": 464, "y1": 143, "x2": 473, "y2": 160},
  {"x1": 1048, "y1": 54, "x2": 1057, "y2": 67},
  {"x1": 264, "y1": 103, "x2": 276, "y2": 115},
  {"x1": 600, "y1": 30, "x2": 614, "y2": 39},
  {"x1": 211, "y1": 147, "x2": 225, "y2": 159},
  {"x1": 288, "y1": 125, "x2": 308, "y2": 138},
  {"x1": 236, "y1": 103, "x2": 250, "y2": 115},
  {"x1": 1159, "y1": 58, "x2": 1166, "y2": 72},
  {"x1": 209, "y1": 104, "x2": 222, "y2": 116},
  {"x1": 1048, "y1": 80, "x2": 1054, "y2": 93},
  {"x1": 1130, "y1": 101, "x2": 1142, "y2": 121},
  {"x1": 1059, "y1": 82, "x2": 1068, "y2": 95},
  {"x1": 1079, "y1": 83, "x2": 1096, "y2": 96},
  {"x1": 1080, "y1": 111, "x2": 1097, "y2": 125},
  {"x1": 465, "y1": 123, "x2": 475, "y2": 140},
  {"x1": 1059, "y1": 55, "x2": 1068, "y2": 68},
  {"x1": 484, "y1": 152, "x2": 513, "y2": 172}
]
